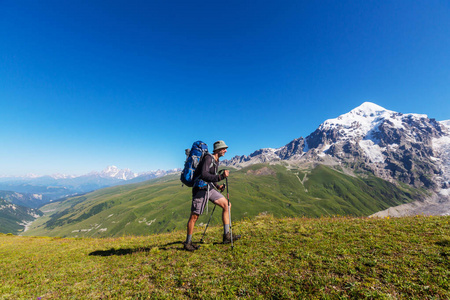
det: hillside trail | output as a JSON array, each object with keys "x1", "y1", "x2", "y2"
[{"x1": 295, "y1": 172, "x2": 308, "y2": 192}]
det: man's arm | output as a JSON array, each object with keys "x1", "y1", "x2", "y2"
[{"x1": 200, "y1": 155, "x2": 226, "y2": 183}]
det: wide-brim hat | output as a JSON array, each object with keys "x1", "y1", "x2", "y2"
[{"x1": 213, "y1": 140, "x2": 228, "y2": 152}]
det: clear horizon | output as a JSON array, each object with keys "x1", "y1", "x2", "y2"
[{"x1": 1, "y1": 1, "x2": 449, "y2": 176}]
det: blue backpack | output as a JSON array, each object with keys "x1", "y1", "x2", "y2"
[{"x1": 180, "y1": 141, "x2": 208, "y2": 187}]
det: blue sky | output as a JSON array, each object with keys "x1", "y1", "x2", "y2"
[{"x1": 1, "y1": 0, "x2": 449, "y2": 176}]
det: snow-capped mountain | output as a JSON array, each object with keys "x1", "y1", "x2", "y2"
[
  {"x1": 82, "y1": 166, "x2": 179, "y2": 183},
  {"x1": 86, "y1": 165, "x2": 138, "y2": 181},
  {"x1": 306, "y1": 102, "x2": 447, "y2": 188},
  {"x1": 102, "y1": 166, "x2": 136, "y2": 180},
  {"x1": 224, "y1": 102, "x2": 450, "y2": 213},
  {"x1": 49, "y1": 173, "x2": 76, "y2": 180}
]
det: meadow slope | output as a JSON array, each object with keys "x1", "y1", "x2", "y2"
[
  {"x1": 2, "y1": 215, "x2": 449, "y2": 299},
  {"x1": 24, "y1": 164, "x2": 422, "y2": 238}
]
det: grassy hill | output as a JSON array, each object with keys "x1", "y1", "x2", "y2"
[
  {"x1": 1, "y1": 215, "x2": 449, "y2": 299},
  {"x1": 23, "y1": 164, "x2": 423, "y2": 238}
]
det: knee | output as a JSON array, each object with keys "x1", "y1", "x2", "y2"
[
  {"x1": 189, "y1": 213, "x2": 199, "y2": 222},
  {"x1": 216, "y1": 197, "x2": 230, "y2": 209}
]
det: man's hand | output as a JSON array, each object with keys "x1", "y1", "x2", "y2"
[
  {"x1": 219, "y1": 169, "x2": 229, "y2": 179},
  {"x1": 219, "y1": 184, "x2": 226, "y2": 192}
]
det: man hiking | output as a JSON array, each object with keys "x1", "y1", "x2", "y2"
[{"x1": 184, "y1": 140, "x2": 241, "y2": 251}]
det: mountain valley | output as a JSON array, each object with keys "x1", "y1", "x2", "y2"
[{"x1": 4, "y1": 102, "x2": 449, "y2": 236}]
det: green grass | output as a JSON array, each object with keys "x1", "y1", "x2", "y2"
[
  {"x1": 2, "y1": 215, "x2": 449, "y2": 299},
  {"x1": 24, "y1": 164, "x2": 423, "y2": 238}
]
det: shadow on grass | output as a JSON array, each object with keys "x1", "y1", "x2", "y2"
[
  {"x1": 88, "y1": 241, "x2": 184, "y2": 256},
  {"x1": 436, "y1": 239, "x2": 450, "y2": 247},
  {"x1": 88, "y1": 239, "x2": 229, "y2": 256}
]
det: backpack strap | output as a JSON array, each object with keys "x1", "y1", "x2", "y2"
[
  {"x1": 194, "y1": 153, "x2": 216, "y2": 188},
  {"x1": 205, "y1": 153, "x2": 216, "y2": 170}
]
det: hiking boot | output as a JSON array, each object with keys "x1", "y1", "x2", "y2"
[
  {"x1": 183, "y1": 242, "x2": 200, "y2": 251},
  {"x1": 223, "y1": 232, "x2": 241, "y2": 244}
]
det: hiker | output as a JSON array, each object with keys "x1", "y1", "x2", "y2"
[{"x1": 184, "y1": 140, "x2": 241, "y2": 251}]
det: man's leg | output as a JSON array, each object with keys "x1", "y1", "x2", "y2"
[
  {"x1": 186, "y1": 212, "x2": 199, "y2": 243},
  {"x1": 184, "y1": 213, "x2": 200, "y2": 251},
  {"x1": 184, "y1": 188, "x2": 208, "y2": 251},
  {"x1": 213, "y1": 197, "x2": 241, "y2": 243},
  {"x1": 212, "y1": 197, "x2": 229, "y2": 228}
]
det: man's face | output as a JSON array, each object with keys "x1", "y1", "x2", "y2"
[{"x1": 217, "y1": 148, "x2": 227, "y2": 158}]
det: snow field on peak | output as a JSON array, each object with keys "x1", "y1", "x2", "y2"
[
  {"x1": 358, "y1": 140, "x2": 385, "y2": 163},
  {"x1": 100, "y1": 165, "x2": 137, "y2": 180},
  {"x1": 320, "y1": 102, "x2": 429, "y2": 139},
  {"x1": 320, "y1": 102, "x2": 395, "y2": 138},
  {"x1": 432, "y1": 135, "x2": 450, "y2": 191},
  {"x1": 316, "y1": 102, "x2": 435, "y2": 164},
  {"x1": 349, "y1": 102, "x2": 391, "y2": 116},
  {"x1": 440, "y1": 120, "x2": 450, "y2": 129},
  {"x1": 315, "y1": 103, "x2": 389, "y2": 161}
]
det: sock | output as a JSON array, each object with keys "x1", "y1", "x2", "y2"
[
  {"x1": 186, "y1": 234, "x2": 192, "y2": 244},
  {"x1": 224, "y1": 224, "x2": 230, "y2": 235}
]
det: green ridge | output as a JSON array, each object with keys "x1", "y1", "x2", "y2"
[
  {"x1": 24, "y1": 164, "x2": 422, "y2": 238},
  {"x1": 0, "y1": 198, "x2": 42, "y2": 235}
]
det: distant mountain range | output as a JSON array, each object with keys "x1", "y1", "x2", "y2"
[
  {"x1": 0, "y1": 166, "x2": 179, "y2": 234},
  {"x1": 0, "y1": 165, "x2": 178, "y2": 183},
  {"x1": 0, "y1": 166, "x2": 179, "y2": 207}
]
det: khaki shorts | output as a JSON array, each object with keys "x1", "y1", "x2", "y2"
[{"x1": 191, "y1": 187, "x2": 224, "y2": 215}]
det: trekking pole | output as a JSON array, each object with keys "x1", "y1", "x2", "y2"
[
  {"x1": 200, "y1": 204, "x2": 216, "y2": 243},
  {"x1": 226, "y1": 175, "x2": 234, "y2": 249}
]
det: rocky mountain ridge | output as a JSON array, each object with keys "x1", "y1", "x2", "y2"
[{"x1": 223, "y1": 102, "x2": 450, "y2": 215}]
